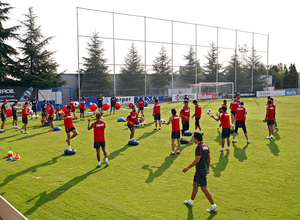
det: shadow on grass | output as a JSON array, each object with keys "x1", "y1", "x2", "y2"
[
  {"x1": 142, "y1": 137, "x2": 194, "y2": 183},
  {"x1": 136, "y1": 130, "x2": 156, "y2": 141},
  {"x1": 108, "y1": 144, "x2": 130, "y2": 161},
  {"x1": 206, "y1": 212, "x2": 217, "y2": 220},
  {"x1": 273, "y1": 130, "x2": 281, "y2": 140},
  {"x1": 210, "y1": 151, "x2": 229, "y2": 177},
  {"x1": 233, "y1": 143, "x2": 249, "y2": 162},
  {"x1": 0, "y1": 155, "x2": 64, "y2": 187},
  {"x1": 8, "y1": 131, "x2": 48, "y2": 142},
  {"x1": 24, "y1": 167, "x2": 105, "y2": 216},
  {"x1": 186, "y1": 205, "x2": 193, "y2": 219},
  {"x1": 0, "y1": 133, "x2": 20, "y2": 141},
  {"x1": 267, "y1": 139, "x2": 280, "y2": 156},
  {"x1": 214, "y1": 131, "x2": 221, "y2": 145}
]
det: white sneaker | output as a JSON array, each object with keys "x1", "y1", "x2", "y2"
[
  {"x1": 184, "y1": 200, "x2": 193, "y2": 206},
  {"x1": 231, "y1": 124, "x2": 234, "y2": 128},
  {"x1": 206, "y1": 204, "x2": 218, "y2": 212},
  {"x1": 226, "y1": 147, "x2": 230, "y2": 151},
  {"x1": 24, "y1": 131, "x2": 29, "y2": 134},
  {"x1": 218, "y1": 148, "x2": 224, "y2": 152},
  {"x1": 247, "y1": 140, "x2": 251, "y2": 144},
  {"x1": 13, "y1": 126, "x2": 15, "y2": 128}
]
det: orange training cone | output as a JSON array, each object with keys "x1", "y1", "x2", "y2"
[{"x1": 14, "y1": 153, "x2": 20, "y2": 160}]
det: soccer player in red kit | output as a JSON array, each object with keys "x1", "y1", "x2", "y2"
[
  {"x1": 236, "y1": 93, "x2": 241, "y2": 104},
  {"x1": 232, "y1": 102, "x2": 250, "y2": 144},
  {"x1": 230, "y1": 99, "x2": 239, "y2": 128},
  {"x1": 265, "y1": 100, "x2": 275, "y2": 139},
  {"x1": 153, "y1": 98, "x2": 161, "y2": 130},
  {"x1": 21, "y1": 102, "x2": 30, "y2": 134},
  {"x1": 211, "y1": 106, "x2": 231, "y2": 151},
  {"x1": 180, "y1": 101, "x2": 190, "y2": 139},
  {"x1": 69, "y1": 98, "x2": 76, "y2": 120},
  {"x1": 127, "y1": 106, "x2": 138, "y2": 141},
  {"x1": 79, "y1": 97, "x2": 86, "y2": 120},
  {"x1": 137, "y1": 97, "x2": 145, "y2": 117},
  {"x1": 60, "y1": 105, "x2": 78, "y2": 150},
  {"x1": 47, "y1": 100, "x2": 55, "y2": 131},
  {"x1": 192, "y1": 100, "x2": 203, "y2": 135},
  {"x1": 269, "y1": 97, "x2": 278, "y2": 130},
  {"x1": 88, "y1": 113, "x2": 109, "y2": 167},
  {"x1": 217, "y1": 100, "x2": 227, "y2": 131},
  {"x1": 164, "y1": 108, "x2": 181, "y2": 155}
]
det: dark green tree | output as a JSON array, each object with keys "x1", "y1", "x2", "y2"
[
  {"x1": 120, "y1": 43, "x2": 146, "y2": 96},
  {"x1": 179, "y1": 46, "x2": 204, "y2": 84},
  {"x1": 81, "y1": 32, "x2": 111, "y2": 97},
  {"x1": 283, "y1": 64, "x2": 298, "y2": 88},
  {"x1": 18, "y1": 7, "x2": 64, "y2": 87},
  {"x1": 0, "y1": 1, "x2": 19, "y2": 85},
  {"x1": 203, "y1": 42, "x2": 223, "y2": 82}
]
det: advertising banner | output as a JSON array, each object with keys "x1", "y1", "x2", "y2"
[
  {"x1": 256, "y1": 90, "x2": 285, "y2": 97},
  {"x1": 134, "y1": 95, "x2": 163, "y2": 104},
  {"x1": 172, "y1": 93, "x2": 197, "y2": 102},
  {"x1": 285, "y1": 90, "x2": 298, "y2": 96},
  {"x1": 239, "y1": 92, "x2": 256, "y2": 98},
  {"x1": 0, "y1": 87, "x2": 36, "y2": 101},
  {"x1": 198, "y1": 93, "x2": 218, "y2": 100}
]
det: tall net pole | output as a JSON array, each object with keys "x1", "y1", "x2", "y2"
[{"x1": 76, "y1": 7, "x2": 81, "y2": 99}]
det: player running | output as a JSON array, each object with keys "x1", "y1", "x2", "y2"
[
  {"x1": 127, "y1": 106, "x2": 138, "y2": 141},
  {"x1": 30, "y1": 96, "x2": 38, "y2": 119},
  {"x1": 110, "y1": 94, "x2": 116, "y2": 114},
  {"x1": 88, "y1": 113, "x2": 109, "y2": 167},
  {"x1": 192, "y1": 100, "x2": 203, "y2": 135},
  {"x1": 0, "y1": 99, "x2": 7, "y2": 133},
  {"x1": 229, "y1": 99, "x2": 239, "y2": 128},
  {"x1": 137, "y1": 97, "x2": 145, "y2": 117},
  {"x1": 180, "y1": 100, "x2": 190, "y2": 139},
  {"x1": 21, "y1": 102, "x2": 30, "y2": 134},
  {"x1": 153, "y1": 98, "x2": 161, "y2": 130},
  {"x1": 79, "y1": 97, "x2": 86, "y2": 120},
  {"x1": 182, "y1": 132, "x2": 218, "y2": 212},
  {"x1": 47, "y1": 100, "x2": 55, "y2": 131},
  {"x1": 60, "y1": 105, "x2": 78, "y2": 150},
  {"x1": 164, "y1": 108, "x2": 181, "y2": 155},
  {"x1": 232, "y1": 102, "x2": 250, "y2": 144},
  {"x1": 265, "y1": 100, "x2": 275, "y2": 139},
  {"x1": 12, "y1": 100, "x2": 19, "y2": 129}
]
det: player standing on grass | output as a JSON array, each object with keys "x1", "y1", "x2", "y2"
[
  {"x1": 236, "y1": 93, "x2": 241, "y2": 104},
  {"x1": 184, "y1": 94, "x2": 189, "y2": 102},
  {"x1": 265, "y1": 100, "x2": 275, "y2": 139},
  {"x1": 217, "y1": 100, "x2": 227, "y2": 131},
  {"x1": 232, "y1": 102, "x2": 250, "y2": 144},
  {"x1": 153, "y1": 98, "x2": 161, "y2": 130},
  {"x1": 88, "y1": 113, "x2": 109, "y2": 167},
  {"x1": 180, "y1": 100, "x2": 190, "y2": 139},
  {"x1": 270, "y1": 97, "x2": 278, "y2": 130},
  {"x1": 229, "y1": 99, "x2": 239, "y2": 128},
  {"x1": 182, "y1": 132, "x2": 218, "y2": 212},
  {"x1": 192, "y1": 100, "x2": 203, "y2": 135},
  {"x1": 164, "y1": 108, "x2": 181, "y2": 155},
  {"x1": 12, "y1": 100, "x2": 19, "y2": 129},
  {"x1": 97, "y1": 94, "x2": 103, "y2": 111},
  {"x1": 60, "y1": 105, "x2": 78, "y2": 150},
  {"x1": 21, "y1": 102, "x2": 30, "y2": 134},
  {"x1": 0, "y1": 99, "x2": 7, "y2": 133},
  {"x1": 110, "y1": 94, "x2": 116, "y2": 114},
  {"x1": 79, "y1": 97, "x2": 86, "y2": 120},
  {"x1": 210, "y1": 106, "x2": 231, "y2": 152},
  {"x1": 47, "y1": 100, "x2": 55, "y2": 131},
  {"x1": 137, "y1": 97, "x2": 145, "y2": 117},
  {"x1": 69, "y1": 98, "x2": 76, "y2": 121},
  {"x1": 127, "y1": 106, "x2": 138, "y2": 141},
  {"x1": 30, "y1": 96, "x2": 38, "y2": 119},
  {"x1": 41, "y1": 100, "x2": 47, "y2": 121}
]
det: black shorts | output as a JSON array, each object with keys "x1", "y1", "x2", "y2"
[
  {"x1": 154, "y1": 113, "x2": 161, "y2": 121},
  {"x1": 235, "y1": 121, "x2": 247, "y2": 133},
  {"x1": 22, "y1": 117, "x2": 28, "y2": 124},
  {"x1": 267, "y1": 120, "x2": 274, "y2": 126},
  {"x1": 94, "y1": 141, "x2": 105, "y2": 148},
  {"x1": 111, "y1": 103, "x2": 116, "y2": 108},
  {"x1": 65, "y1": 126, "x2": 76, "y2": 133},
  {"x1": 194, "y1": 169, "x2": 207, "y2": 186},
  {"x1": 13, "y1": 114, "x2": 18, "y2": 120},
  {"x1": 1, "y1": 114, "x2": 6, "y2": 122},
  {"x1": 222, "y1": 127, "x2": 230, "y2": 138},
  {"x1": 139, "y1": 107, "x2": 144, "y2": 110},
  {"x1": 171, "y1": 131, "x2": 180, "y2": 139},
  {"x1": 182, "y1": 121, "x2": 189, "y2": 132},
  {"x1": 32, "y1": 106, "x2": 37, "y2": 112},
  {"x1": 72, "y1": 109, "x2": 75, "y2": 113},
  {"x1": 127, "y1": 124, "x2": 135, "y2": 131},
  {"x1": 49, "y1": 115, "x2": 54, "y2": 121},
  {"x1": 231, "y1": 111, "x2": 236, "y2": 116},
  {"x1": 97, "y1": 103, "x2": 102, "y2": 108},
  {"x1": 80, "y1": 108, "x2": 84, "y2": 113},
  {"x1": 195, "y1": 118, "x2": 200, "y2": 127}
]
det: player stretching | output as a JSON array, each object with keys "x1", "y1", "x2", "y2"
[
  {"x1": 192, "y1": 100, "x2": 203, "y2": 135},
  {"x1": 110, "y1": 94, "x2": 116, "y2": 114},
  {"x1": 180, "y1": 101, "x2": 190, "y2": 139},
  {"x1": 229, "y1": 99, "x2": 239, "y2": 128},
  {"x1": 30, "y1": 96, "x2": 38, "y2": 119},
  {"x1": 265, "y1": 100, "x2": 275, "y2": 139},
  {"x1": 21, "y1": 102, "x2": 30, "y2": 134},
  {"x1": 127, "y1": 106, "x2": 138, "y2": 141},
  {"x1": 210, "y1": 106, "x2": 231, "y2": 152},
  {"x1": 183, "y1": 132, "x2": 218, "y2": 212},
  {"x1": 12, "y1": 100, "x2": 19, "y2": 129},
  {"x1": 47, "y1": 100, "x2": 55, "y2": 131},
  {"x1": 164, "y1": 108, "x2": 181, "y2": 155},
  {"x1": 60, "y1": 105, "x2": 78, "y2": 150},
  {"x1": 153, "y1": 98, "x2": 161, "y2": 130},
  {"x1": 0, "y1": 99, "x2": 7, "y2": 133},
  {"x1": 232, "y1": 102, "x2": 250, "y2": 144},
  {"x1": 88, "y1": 113, "x2": 109, "y2": 167},
  {"x1": 137, "y1": 97, "x2": 145, "y2": 117}
]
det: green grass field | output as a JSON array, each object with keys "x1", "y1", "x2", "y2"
[{"x1": 1, "y1": 95, "x2": 300, "y2": 219}]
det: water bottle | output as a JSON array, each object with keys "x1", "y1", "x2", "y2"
[{"x1": 20, "y1": 87, "x2": 34, "y2": 101}]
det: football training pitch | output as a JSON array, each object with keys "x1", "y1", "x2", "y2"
[{"x1": 0, "y1": 95, "x2": 299, "y2": 219}]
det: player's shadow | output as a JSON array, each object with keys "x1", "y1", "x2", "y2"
[
  {"x1": 24, "y1": 167, "x2": 104, "y2": 216},
  {"x1": 142, "y1": 138, "x2": 193, "y2": 183},
  {"x1": 8, "y1": 131, "x2": 48, "y2": 142},
  {"x1": 267, "y1": 139, "x2": 280, "y2": 156},
  {"x1": 136, "y1": 130, "x2": 156, "y2": 141},
  {"x1": 207, "y1": 212, "x2": 218, "y2": 220},
  {"x1": 273, "y1": 130, "x2": 281, "y2": 140},
  {"x1": 233, "y1": 143, "x2": 249, "y2": 162},
  {"x1": 108, "y1": 144, "x2": 130, "y2": 161},
  {"x1": 210, "y1": 151, "x2": 229, "y2": 177},
  {"x1": 0, "y1": 133, "x2": 19, "y2": 141},
  {"x1": 0, "y1": 155, "x2": 64, "y2": 187},
  {"x1": 186, "y1": 206, "x2": 193, "y2": 219},
  {"x1": 214, "y1": 132, "x2": 222, "y2": 144}
]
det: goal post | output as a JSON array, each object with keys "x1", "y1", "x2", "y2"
[{"x1": 189, "y1": 82, "x2": 234, "y2": 100}]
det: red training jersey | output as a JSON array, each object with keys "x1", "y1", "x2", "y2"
[
  {"x1": 127, "y1": 111, "x2": 138, "y2": 125},
  {"x1": 64, "y1": 112, "x2": 74, "y2": 129},
  {"x1": 236, "y1": 106, "x2": 247, "y2": 121},
  {"x1": 180, "y1": 106, "x2": 190, "y2": 121},
  {"x1": 94, "y1": 120, "x2": 105, "y2": 142},
  {"x1": 267, "y1": 106, "x2": 275, "y2": 121},
  {"x1": 171, "y1": 115, "x2": 180, "y2": 132},
  {"x1": 272, "y1": 101, "x2": 276, "y2": 113},
  {"x1": 22, "y1": 106, "x2": 30, "y2": 118},
  {"x1": 219, "y1": 112, "x2": 231, "y2": 128},
  {"x1": 154, "y1": 102, "x2": 161, "y2": 114},
  {"x1": 48, "y1": 105, "x2": 54, "y2": 116},
  {"x1": 79, "y1": 100, "x2": 85, "y2": 109},
  {"x1": 230, "y1": 101, "x2": 239, "y2": 112},
  {"x1": 194, "y1": 104, "x2": 202, "y2": 118},
  {"x1": 69, "y1": 101, "x2": 75, "y2": 111},
  {"x1": 236, "y1": 96, "x2": 241, "y2": 104},
  {"x1": 138, "y1": 100, "x2": 145, "y2": 108}
]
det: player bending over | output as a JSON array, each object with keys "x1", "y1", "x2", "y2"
[{"x1": 60, "y1": 105, "x2": 78, "y2": 150}]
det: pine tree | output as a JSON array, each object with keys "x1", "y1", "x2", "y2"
[
  {"x1": 203, "y1": 43, "x2": 223, "y2": 82},
  {"x1": 81, "y1": 32, "x2": 111, "y2": 97},
  {"x1": 179, "y1": 46, "x2": 204, "y2": 84},
  {"x1": 120, "y1": 43, "x2": 146, "y2": 95},
  {"x1": 18, "y1": 7, "x2": 64, "y2": 87},
  {"x1": 0, "y1": 1, "x2": 19, "y2": 85}
]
